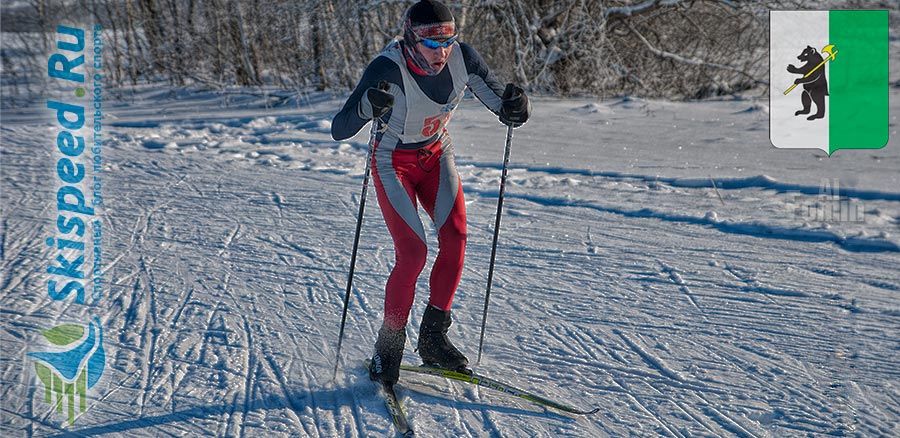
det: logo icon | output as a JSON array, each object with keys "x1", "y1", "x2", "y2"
[
  {"x1": 28, "y1": 317, "x2": 105, "y2": 425},
  {"x1": 770, "y1": 10, "x2": 889, "y2": 154},
  {"x1": 783, "y1": 44, "x2": 836, "y2": 120}
]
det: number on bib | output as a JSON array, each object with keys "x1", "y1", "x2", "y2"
[{"x1": 422, "y1": 113, "x2": 451, "y2": 137}]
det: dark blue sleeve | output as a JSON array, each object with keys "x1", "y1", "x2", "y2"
[
  {"x1": 331, "y1": 56, "x2": 402, "y2": 141},
  {"x1": 458, "y1": 42, "x2": 505, "y2": 114}
]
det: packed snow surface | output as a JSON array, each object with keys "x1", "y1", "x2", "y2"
[{"x1": 2, "y1": 86, "x2": 899, "y2": 437}]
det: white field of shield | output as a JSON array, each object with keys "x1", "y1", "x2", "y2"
[{"x1": 770, "y1": 11, "x2": 830, "y2": 154}]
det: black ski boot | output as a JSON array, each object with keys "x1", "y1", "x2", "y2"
[
  {"x1": 369, "y1": 325, "x2": 406, "y2": 385},
  {"x1": 417, "y1": 306, "x2": 472, "y2": 374}
]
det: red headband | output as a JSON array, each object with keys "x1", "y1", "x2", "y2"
[{"x1": 410, "y1": 22, "x2": 456, "y2": 40}]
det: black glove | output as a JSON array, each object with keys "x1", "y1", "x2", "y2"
[
  {"x1": 360, "y1": 80, "x2": 394, "y2": 120},
  {"x1": 499, "y1": 83, "x2": 531, "y2": 127}
]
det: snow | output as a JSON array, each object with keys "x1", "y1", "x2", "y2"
[{"x1": 2, "y1": 83, "x2": 899, "y2": 437}]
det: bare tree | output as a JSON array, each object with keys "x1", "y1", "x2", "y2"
[{"x1": 3, "y1": 0, "x2": 896, "y2": 105}]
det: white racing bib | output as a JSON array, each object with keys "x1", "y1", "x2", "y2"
[{"x1": 379, "y1": 40, "x2": 468, "y2": 144}]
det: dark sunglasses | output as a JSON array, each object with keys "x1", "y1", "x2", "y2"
[{"x1": 413, "y1": 26, "x2": 459, "y2": 49}]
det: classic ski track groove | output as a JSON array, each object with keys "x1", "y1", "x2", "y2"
[{"x1": 657, "y1": 260, "x2": 706, "y2": 317}]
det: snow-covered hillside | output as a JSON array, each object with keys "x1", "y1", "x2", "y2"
[{"x1": 2, "y1": 84, "x2": 899, "y2": 437}]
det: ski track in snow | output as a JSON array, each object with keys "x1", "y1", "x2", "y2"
[{"x1": 2, "y1": 86, "x2": 899, "y2": 437}]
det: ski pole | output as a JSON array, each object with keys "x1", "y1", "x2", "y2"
[
  {"x1": 333, "y1": 117, "x2": 380, "y2": 382},
  {"x1": 477, "y1": 123, "x2": 514, "y2": 365}
]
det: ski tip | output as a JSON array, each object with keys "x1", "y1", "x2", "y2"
[{"x1": 581, "y1": 407, "x2": 601, "y2": 415}]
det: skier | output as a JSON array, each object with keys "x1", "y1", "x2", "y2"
[{"x1": 331, "y1": 0, "x2": 530, "y2": 385}]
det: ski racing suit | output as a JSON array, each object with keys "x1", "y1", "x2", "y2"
[{"x1": 332, "y1": 40, "x2": 505, "y2": 330}]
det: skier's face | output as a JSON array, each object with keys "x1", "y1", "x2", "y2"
[{"x1": 417, "y1": 42, "x2": 453, "y2": 73}]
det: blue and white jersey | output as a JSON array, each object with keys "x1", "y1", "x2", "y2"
[{"x1": 332, "y1": 40, "x2": 506, "y2": 151}]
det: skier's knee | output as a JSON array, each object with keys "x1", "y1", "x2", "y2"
[{"x1": 395, "y1": 237, "x2": 428, "y2": 271}]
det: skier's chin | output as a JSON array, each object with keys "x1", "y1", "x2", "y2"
[{"x1": 432, "y1": 62, "x2": 446, "y2": 72}]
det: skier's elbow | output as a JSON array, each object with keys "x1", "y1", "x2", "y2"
[
  {"x1": 330, "y1": 114, "x2": 356, "y2": 141},
  {"x1": 331, "y1": 123, "x2": 348, "y2": 141}
]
